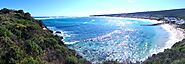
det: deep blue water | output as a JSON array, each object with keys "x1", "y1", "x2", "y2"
[{"x1": 41, "y1": 17, "x2": 169, "y2": 63}]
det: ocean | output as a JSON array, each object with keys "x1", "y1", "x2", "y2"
[{"x1": 41, "y1": 17, "x2": 169, "y2": 63}]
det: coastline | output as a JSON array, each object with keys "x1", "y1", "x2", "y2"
[
  {"x1": 122, "y1": 17, "x2": 185, "y2": 54},
  {"x1": 52, "y1": 16, "x2": 185, "y2": 58},
  {"x1": 43, "y1": 16, "x2": 185, "y2": 63},
  {"x1": 159, "y1": 24, "x2": 185, "y2": 52}
]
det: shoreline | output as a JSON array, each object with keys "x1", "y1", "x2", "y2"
[
  {"x1": 43, "y1": 16, "x2": 185, "y2": 63},
  {"x1": 122, "y1": 17, "x2": 185, "y2": 54},
  {"x1": 159, "y1": 24, "x2": 185, "y2": 52}
]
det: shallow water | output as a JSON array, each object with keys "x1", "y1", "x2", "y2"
[{"x1": 41, "y1": 17, "x2": 169, "y2": 63}]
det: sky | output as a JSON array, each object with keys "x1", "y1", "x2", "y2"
[{"x1": 0, "y1": 0, "x2": 185, "y2": 16}]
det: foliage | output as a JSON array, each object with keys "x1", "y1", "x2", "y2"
[
  {"x1": 0, "y1": 8, "x2": 89, "y2": 64},
  {"x1": 20, "y1": 57, "x2": 41, "y2": 64},
  {"x1": 171, "y1": 58, "x2": 185, "y2": 64},
  {"x1": 65, "y1": 55, "x2": 78, "y2": 64}
]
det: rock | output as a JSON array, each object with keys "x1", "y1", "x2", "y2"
[
  {"x1": 55, "y1": 31, "x2": 61, "y2": 33},
  {"x1": 60, "y1": 37, "x2": 63, "y2": 39}
]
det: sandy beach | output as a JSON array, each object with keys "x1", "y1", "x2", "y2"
[
  {"x1": 159, "y1": 24, "x2": 185, "y2": 52},
  {"x1": 96, "y1": 17, "x2": 185, "y2": 52},
  {"x1": 124, "y1": 18, "x2": 185, "y2": 54},
  {"x1": 99, "y1": 17, "x2": 185, "y2": 50}
]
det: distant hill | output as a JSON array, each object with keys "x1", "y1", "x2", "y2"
[{"x1": 92, "y1": 8, "x2": 185, "y2": 19}]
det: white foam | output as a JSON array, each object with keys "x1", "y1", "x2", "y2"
[
  {"x1": 87, "y1": 30, "x2": 125, "y2": 42},
  {"x1": 83, "y1": 22, "x2": 88, "y2": 24},
  {"x1": 91, "y1": 19, "x2": 95, "y2": 21},
  {"x1": 106, "y1": 17, "x2": 185, "y2": 62},
  {"x1": 156, "y1": 24, "x2": 185, "y2": 53},
  {"x1": 64, "y1": 41, "x2": 79, "y2": 44},
  {"x1": 47, "y1": 26, "x2": 71, "y2": 38},
  {"x1": 127, "y1": 18, "x2": 185, "y2": 59}
]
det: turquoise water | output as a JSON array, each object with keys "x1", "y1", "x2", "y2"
[{"x1": 41, "y1": 17, "x2": 169, "y2": 63}]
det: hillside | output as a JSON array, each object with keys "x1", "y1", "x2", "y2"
[
  {"x1": 92, "y1": 8, "x2": 185, "y2": 19},
  {"x1": 0, "y1": 8, "x2": 89, "y2": 64}
]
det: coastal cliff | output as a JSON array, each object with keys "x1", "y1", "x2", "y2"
[{"x1": 0, "y1": 8, "x2": 90, "y2": 64}]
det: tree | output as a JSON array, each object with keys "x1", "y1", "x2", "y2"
[
  {"x1": 16, "y1": 10, "x2": 24, "y2": 14},
  {"x1": 0, "y1": 8, "x2": 10, "y2": 14}
]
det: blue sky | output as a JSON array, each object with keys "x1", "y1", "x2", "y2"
[{"x1": 0, "y1": 0, "x2": 185, "y2": 16}]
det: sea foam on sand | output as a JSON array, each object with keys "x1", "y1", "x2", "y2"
[
  {"x1": 124, "y1": 18, "x2": 185, "y2": 54},
  {"x1": 159, "y1": 24, "x2": 185, "y2": 52},
  {"x1": 97, "y1": 17, "x2": 185, "y2": 54}
]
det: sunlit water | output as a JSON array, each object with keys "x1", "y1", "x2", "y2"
[{"x1": 41, "y1": 17, "x2": 169, "y2": 63}]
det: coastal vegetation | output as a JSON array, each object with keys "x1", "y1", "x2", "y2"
[
  {"x1": 1, "y1": 8, "x2": 185, "y2": 64},
  {"x1": 0, "y1": 8, "x2": 90, "y2": 64}
]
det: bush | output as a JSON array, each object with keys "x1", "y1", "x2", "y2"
[
  {"x1": 24, "y1": 12, "x2": 32, "y2": 20},
  {"x1": 0, "y1": 39, "x2": 25, "y2": 64},
  {"x1": 25, "y1": 40, "x2": 43, "y2": 56},
  {"x1": 16, "y1": 20, "x2": 28, "y2": 25},
  {"x1": 0, "y1": 8, "x2": 89, "y2": 64},
  {"x1": 0, "y1": 8, "x2": 10, "y2": 14},
  {"x1": 65, "y1": 55, "x2": 78, "y2": 64},
  {"x1": 43, "y1": 38, "x2": 58, "y2": 48},
  {"x1": 171, "y1": 58, "x2": 185, "y2": 64},
  {"x1": 20, "y1": 57, "x2": 41, "y2": 64},
  {"x1": 0, "y1": 27, "x2": 11, "y2": 37},
  {"x1": 16, "y1": 10, "x2": 24, "y2": 14}
]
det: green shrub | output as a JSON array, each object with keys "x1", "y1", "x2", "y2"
[
  {"x1": 55, "y1": 45, "x2": 69, "y2": 56},
  {"x1": 25, "y1": 40, "x2": 43, "y2": 56},
  {"x1": 24, "y1": 12, "x2": 32, "y2": 20},
  {"x1": 0, "y1": 8, "x2": 89, "y2": 64},
  {"x1": 16, "y1": 20, "x2": 28, "y2": 25},
  {"x1": 0, "y1": 42, "x2": 24, "y2": 64},
  {"x1": 65, "y1": 55, "x2": 78, "y2": 64},
  {"x1": 171, "y1": 58, "x2": 185, "y2": 64},
  {"x1": 0, "y1": 27, "x2": 11, "y2": 37},
  {"x1": 32, "y1": 24, "x2": 40, "y2": 30},
  {"x1": 0, "y1": 8, "x2": 10, "y2": 14},
  {"x1": 16, "y1": 10, "x2": 24, "y2": 14},
  {"x1": 20, "y1": 57, "x2": 41, "y2": 64},
  {"x1": 43, "y1": 38, "x2": 58, "y2": 48}
]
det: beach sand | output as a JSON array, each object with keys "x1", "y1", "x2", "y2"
[
  {"x1": 94, "y1": 17, "x2": 185, "y2": 55},
  {"x1": 98, "y1": 17, "x2": 185, "y2": 54},
  {"x1": 97, "y1": 17, "x2": 185, "y2": 56},
  {"x1": 124, "y1": 18, "x2": 185, "y2": 54},
  {"x1": 159, "y1": 24, "x2": 185, "y2": 52}
]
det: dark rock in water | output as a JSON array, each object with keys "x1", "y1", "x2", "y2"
[
  {"x1": 140, "y1": 23, "x2": 164, "y2": 26},
  {"x1": 55, "y1": 31, "x2": 61, "y2": 33},
  {"x1": 60, "y1": 36, "x2": 63, "y2": 39},
  {"x1": 90, "y1": 39, "x2": 93, "y2": 41}
]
